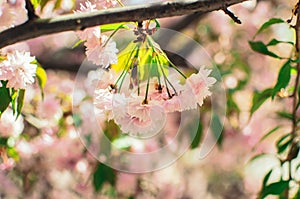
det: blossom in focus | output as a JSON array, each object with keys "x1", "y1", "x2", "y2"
[
  {"x1": 0, "y1": 50, "x2": 37, "y2": 89},
  {"x1": 0, "y1": 108, "x2": 24, "y2": 137},
  {"x1": 85, "y1": 34, "x2": 119, "y2": 68},
  {"x1": 114, "y1": 96, "x2": 166, "y2": 137},
  {"x1": 185, "y1": 67, "x2": 216, "y2": 106}
]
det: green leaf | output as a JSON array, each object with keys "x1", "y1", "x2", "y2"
[
  {"x1": 211, "y1": 113, "x2": 223, "y2": 146},
  {"x1": 262, "y1": 169, "x2": 273, "y2": 187},
  {"x1": 276, "y1": 134, "x2": 292, "y2": 154},
  {"x1": 254, "y1": 126, "x2": 281, "y2": 149},
  {"x1": 267, "y1": 38, "x2": 294, "y2": 46},
  {"x1": 277, "y1": 111, "x2": 293, "y2": 120},
  {"x1": 260, "y1": 180, "x2": 289, "y2": 198},
  {"x1": 248, "y1": 153, "x2": 270, "y2": 164},
  {"x1": 16, "y1": 89, "x2": 25, "y2": 118},
  {"x1": 111, "y1": 42, "x2": 138, "y2": 73},
  {"x1": 7, "y1": 147, "x2": 19, "y2": 161},
  {"x1": 249, "y1": 41, "x2": 281, "y2": 59},
  {"x1": 0, "y1": 137, "x2": 8, "y2": 146},
  {"x1": 250, "y1": 88, "x2": 273, "y2": 116},
  {"x1": 272, "y1": 60, "x2": 291, "y2": 98},
  {"x1": 72, "y1": 39, "x2": 84, "y2": 49},
  {"x1": 35, "y1": 63, "x2": 47, "y2": 98},
  {"x1": 72, "y1": 114, "x2": 82, "y2": 127},
  {"x1": 255, "y1": 18, "x2": 285, "y2": 37},
  {"x1": 93, "y1": 163, "x2": 116, "y2": 192},
  {"x1": 190, "y1": 121, "x2": 203, "y2": 149},
  {"x1": 100, "y1": 23, "x2": 130, "y2": 32},
  {"x1": 0, "y1": 82, "x2": 11, "y2": 116}
]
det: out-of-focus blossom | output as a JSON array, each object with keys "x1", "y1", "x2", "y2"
[
  {"x1": 116, "y1": 173, "x2": 137, "y2": 195},
  {"x1": 37, "y1": 94, "x2": 62, "y2": 120},
  {"x1": 0, "y1": 108, "x2": 24, "y2": 137},
  {"x1": 0, "y1": 0, "x2": 27, "y2": 32},
  {"x1": 0, "y1": 50, "x2": 37, "y2": 89}
]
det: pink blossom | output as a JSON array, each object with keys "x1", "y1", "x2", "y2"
[
  {"x1": 37, "y1": 94, "x2": 62, "y2": 119},
  {"x1": 74, "y1": 1, "x2": 99, "y2": 41},
  {"x1": 185, "y1": 67, "x2": 216, "y2": 106},
  {"x1": 0, "y1": 50, "x2": 37, "y2": 89},
  {"x1": 0, "y1": 2, "x2": 16, "y2": 31},
  {"x1": 0, "y1": 108, "x2": 24, "y2": 137},
  {"x1": 85, "y1": 34, "x2": 119, "y2": 68},
  {"x1": 114, "y1": 96, "x2": 166, "y2": 137},
  {"x1": 95, "y1": 0, "x2": 119, "y2": 9}
]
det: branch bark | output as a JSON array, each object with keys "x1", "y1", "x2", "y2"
[{"x1": 0, "y1": 0, "x2": 246, "y2": 49}]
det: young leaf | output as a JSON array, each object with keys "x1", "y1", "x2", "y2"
[
  {"x1": 0, "y1": 82, "x2": 11, "y2": 116},
  {"x1": 111, "y1": 42, "x2": 138, "y2": 72},
  {"x1": 277, "y1": 111, "x2": 293, "y2": 120},
  {"x1": 260, "y1": 180, "x2": 289, "y2": 198},
  {"x1": 211, "y1": 113, "x2": 223, "y2": 146},
  {"x1": 255, "y1": 18, "x2": 285, "y2": 38},
  {"x1": 250, "y1": 88, "x2": 273, "y2": 116},
  {"x1": 249, "y1": 41, "x2": 281, "y2": 59},
  {"x1": 276, "y1": 134, "x2": 292, "y2": 154},
  {"x1": 254, "y1": 126, "x2": 281, "y2": 149},
  {"x1": 16, "y1": 89, "x2": 25, "y2": 118},
  {"x1": 100, "y1": 23, "x2": 130, "y2": 32},
  {"x1": 262, "y1": 169, "x2": 273, "y2": 187},
  {"x1": 93, "y1": 163, "x2": 116, "y2": 192},
  {"x1": 190, "y1": 121, "x2": 203, "y2": 149},
  {"x1": 272, "y1": 60, "x2": 291, "y2": 98},
  {"x1": 267, "y1": 38, "x2": 294, "y2": 46},
  {"x1": 36, "y1": 63, "x2": 47, "y2": 98}
]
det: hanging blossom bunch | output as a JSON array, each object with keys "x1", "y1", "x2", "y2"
[
  {"x1": 74, "y1": 1, "x2": 119, "y2": 68},
  {"x1": 90, "y1": 21, "x2": 217, "y2": 137}
]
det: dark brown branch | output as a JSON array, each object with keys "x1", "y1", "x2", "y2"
[
  {"x1": 0, "y1": 0, "x2": 246, "y2": 49},
  {"x1": 25, "y1": 0, "x2": 38, "y2": 20},
  {"x1": 223, "y1": 8, "x2": 242, "y2": 24}
]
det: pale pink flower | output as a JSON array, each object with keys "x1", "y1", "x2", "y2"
[
  {"x1": 85, "y1": 34, "x2": 119, "y2": 68},
  {"x1": 114, "y1": 96, "x2": 166, "y2": 137},
  {"x1": 37, "y1": 94, "x2": 62, "y2": 119},
  {"x1": 74, "y1": 1, "x2": 99, "y2": 41},
  {"x1": 116, "y1": 173, "x2": 137, "y2": 195},
  {"x1": 95, "y1": 0, "x2": 118, "y2": 9},
  {"x1": 185, "y1": 67, "x2": 216, "y2": 106},
  {"x1": 93, "y1": 88, "x2": 117, "y2": 120},
  {"x1": 0, "y1": 108, "x2": 24, "y2": 137},
  {"x1": 0, "y1": 2, "x2": 16, "y2": 31},
  {"x1": 0, "y1": 50, "x2": 37, "y2": 89}
]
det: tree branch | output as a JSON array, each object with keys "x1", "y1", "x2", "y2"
[{"x1": 0, "y1": 0, "x2": 246, "y2": 49}]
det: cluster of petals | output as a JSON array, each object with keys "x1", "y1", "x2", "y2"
[
  {"x1": 74, "y1": 1, "x2": 119, "y2": 68},
  {"x1": 0, "y1": 108, "x2": 24, "y2": 138},
  {"x1": 0, "y1": 50, "x2": 37, "y2": 89},
  {"x1": 93, "y1": 67, "x2": 216, "y2": 136}
]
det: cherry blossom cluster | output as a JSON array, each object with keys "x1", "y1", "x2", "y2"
[
  {"x1": 74, "y1": 1, "x2": 119, "y2": 68},
  {"x1": 0, "y1": 50, "x2": 37, "y2": 89},
  {"x1": 92, "y1": 65, "x2": 216, "y2": 136}
]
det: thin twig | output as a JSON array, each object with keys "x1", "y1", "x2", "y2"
[
  {"x1": 223, "y1": 8, "x2": 242, "y2": 24},
  {"x1": 0, "y1": 0, "x2": 246, "y2": 49}
]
